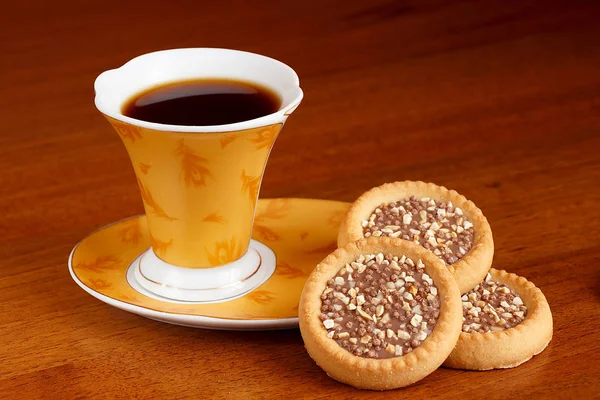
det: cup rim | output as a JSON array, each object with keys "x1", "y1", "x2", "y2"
[{"x1": 94, "y1": 48, "x2": 303, "y2": 133}]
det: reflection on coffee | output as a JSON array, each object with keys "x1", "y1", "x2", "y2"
[{"x1": 122, "y1": 79, "x2": 281, "y2": 126}]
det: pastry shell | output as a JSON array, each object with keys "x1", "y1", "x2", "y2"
[
  {"x1": 444, "y1": 268, "x2": 553, "y2": 370},
  {"x1": 338, "y1": 181, "x2": 494, "y2": 294},
  {"x1": 299, "y1": 237, "x2": 462, "y2": 390}
]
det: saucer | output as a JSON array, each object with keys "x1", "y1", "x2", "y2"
[{"x1": 69, "y1": 198, "x2": 350, "y2": 330}]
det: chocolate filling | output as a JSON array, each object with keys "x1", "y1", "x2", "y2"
[
  {"x1": 362, "y1": 196, "x2": 475, "y2": 266},
  {"x1": 319, "y1": 253, "x2": 440, "y2": 359},
  {"x1": 461, "y1": 273, "x2": 527, "y2": 333}
]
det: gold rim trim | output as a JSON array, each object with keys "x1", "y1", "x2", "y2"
[{"x1": 135, "y1": 249, "x2": 263, "y2": 291}]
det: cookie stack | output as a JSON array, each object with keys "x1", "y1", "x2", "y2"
[{"x1": 299, "y1": 181, "x2": 553, "y2": 390}]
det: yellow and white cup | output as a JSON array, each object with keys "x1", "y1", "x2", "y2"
[{"x1": 94, "y1": 48, "x2": 303, "y2": 302}]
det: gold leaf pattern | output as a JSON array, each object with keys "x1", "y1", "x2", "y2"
[
  {"x1": 219, "y1": 133, "x2": 237, "y2": 149},
  {"x1": 328, "y1": 209, "x2": 347, "y2": 228},
  {"x1": 118, "y1": 218, "x2": 142, "y2": 245},
  {"x1": 241, "y1": 170, "x2": 261, "y2": 205},
  {"x1": 246, "y1": 289, "x2": 275, "y2": 305},
  {"x1": 205, "y1": 237, "x2": 243, "y2": 266},
  {"x1": 305, "y1": 241, "x2": 338, "y2": 254},
  {"x1": 120, "y1": 294, "x2": 140, "y2": 302},
  {"x1": 202, "y1": 211, "x2": 226, "y2": 224},
  {"x1": 253, "y1": 224, "x2": 280, "y2": 242},
  {"x1": 138, "y1": 163, "x2": 152, "y2": 175},
  {"x1": 254, "y1": 199, "x2": 291, "y2": 222},
  {"x1": 276, "y1": 262, "x2": 306, "y2": 279},
  {"x1": 113, "y1": 121, "x2": 143, "y2": 143},
  {"x1": 175, "y1": 139, "x2": 213, "y2": 188},
  {"x1": 151, "y1": 236, "x2": 173, "y2": 258},
  {"x1": 87, "y1": 278, "x2": 112, "y2": 290},
  {"x1": 76, "y1": 255, "x2": 121, "y2": 273},
  {"x1": 248, "y1": 129, "x2": 278, "y2": 150},
  {"x1": 136, "y1": 177, "x2": 177, "y2": 221}
]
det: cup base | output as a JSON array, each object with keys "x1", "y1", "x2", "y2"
[{"x1": 130, "y1": 240, "x2": 276, "y2": 303}]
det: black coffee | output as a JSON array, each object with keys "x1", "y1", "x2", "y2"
[{"x1": 121, "y1": 79, "x2": 281, "y2": 126}]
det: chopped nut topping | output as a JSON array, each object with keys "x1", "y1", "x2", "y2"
[
  {"x1": 513, "y1": 297, "x2": 523, "y2": 306},
  {"x1": 461, "y1": 273, "x2": 527, "y2": 333},
  {"x1": 410, "y1": 314, "x2": 423, "y2": 327},
  {"x1": 397, "y1": 330, "x2": 411, "y2": 340},
  {"x1": 362, "y1": 196, "x2": 475, "y2": 266},
  {"x1": 395, "y1": 345, "x2": 403, "y2": 356},
  {"x1": 323, "y1": 319, "x2": 335, "y2": 329},
  {"x1": 319, "y1": 253, "x2": 440, "y2": 359}
]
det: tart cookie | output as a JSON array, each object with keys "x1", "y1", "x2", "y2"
[
  {"x1": 299, "y1": 237, "x2": 462, "y2": 390},
  {"x1": 338, "y1": 181, "x2": 494, "y2": 294},
  {"x1": 444, "y1": 268, "x2": 553, "y2": 370}
]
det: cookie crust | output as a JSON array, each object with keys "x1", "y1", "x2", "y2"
[
  {"x1": 443, "y1": 268, "x2": 553, "y2": 370},
  {"x1": 338, "y1": 181, "x2": 494, "y2": 294},
  {"x1": 299, "y1": 237, "x2": 462, "y2": 390}
]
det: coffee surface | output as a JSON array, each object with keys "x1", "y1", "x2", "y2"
[{"x1": 122, "y1": 79, "x2": 281, "y2": 126}]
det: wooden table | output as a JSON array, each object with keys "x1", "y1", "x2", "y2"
[{"x1": 2, "y1": 0, "x2": 599, "y2": 398}]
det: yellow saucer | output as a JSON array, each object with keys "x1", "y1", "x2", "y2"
[{"x1": 69, "y1": 198, "x2": 350, "y2": 330}]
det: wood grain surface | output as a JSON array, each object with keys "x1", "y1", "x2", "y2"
[{"x1": 1, "y1": 0, "x2": 599, "y2": 398}]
